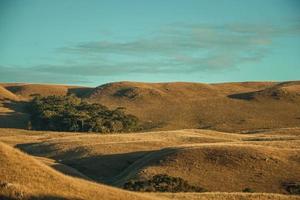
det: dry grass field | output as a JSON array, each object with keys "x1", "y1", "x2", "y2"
[
  {"x1": 0, "y1": 81, "x2": 300, "y2": 199},
  {"x1": 0, "y1": 128, "x2": 300, "y2": 199},
  {"x1": 87, "y1": 81, "x2": 300, "y2": 132},
  {"x1": 1, "y1": 81, "x2": 300, "y2": 132},
  {"x1": 0, "y1": 141, "x2": 156, "y2": 200}
]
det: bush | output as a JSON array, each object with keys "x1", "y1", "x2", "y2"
[
  {"x1": 283, "y1": 182, "x2": 300, "y2": 195},
  {"x1": 26, "y1": 95, "x2": 139, "y2": 133},
  {"x1": 123, "y1": 174, "x2": 206, "y2": 192},
  {"x1": 242, "y1": 187, "x2": 255, "y2": 193}
]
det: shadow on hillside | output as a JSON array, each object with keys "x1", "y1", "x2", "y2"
[
  {"x1": 16, "y1": 142, "x2": 89, "y2": 161},
  {"x1": 16, "y1": 142, "x2": 153, "y2": 183},
  {"x1": 67, "y1": 87, "x2": 94, "y2": 98},
  {"x1": 227, "y1": 92, "x2": 255, "y2": 100},
  {"x1": 4, "y1": 85, "x2": 23, "y2": 94},
  {"x1": 16, "y1": 142, "x2": 93, "y2": 180},
  {"x1": 0, "y1": 99, "x2": 29, "y2": 129},
  {"x1": 16, "y1": 141, "x2": 163, "y2": 186},
  {"x1": 64, "y1": 150, "x2": 153, "y2": 182}
]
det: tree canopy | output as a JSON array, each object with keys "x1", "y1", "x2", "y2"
[
  {"x1": 123, "y1": 174, "x2": 206, "y2": 192},
  {"x1": 27, "y1": 95, "x2": 139, "y2": 133}
]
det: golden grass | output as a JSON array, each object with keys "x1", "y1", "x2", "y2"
[
  {"x1": 135, "y1": 144, "x2": 300, "y2": 193},
  {"x1": 0, "y1": 86, "x2": 18, "y2": 101},
  {"x1": 87, "y1": 81, "x2": 300, "y2": 132},
  {"x1": 0, "y1": 81, "x2": 300, "y2": 199},
  {"x1": 1, "y1": 128, "x2": 299, "y2": 195},
  {"x1": 149, "y1": 192, "x2": 300, "y2": 200},
  {"x1": 1, "y1": 81, "x2": 300, "y2": 132},
  {"x1": 1, "y1": 138, "x2": 298, "y2": 200},
  {"x1": 0, "y1": 141, "x2": 156, "y2": 200}
]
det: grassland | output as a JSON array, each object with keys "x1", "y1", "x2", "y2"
[
  {"x1": 1, "y1": 127, "x2": 300, "y2": 199},
  {"x1": 0, "y1": 81, "x2": 299, "y2": 199}
]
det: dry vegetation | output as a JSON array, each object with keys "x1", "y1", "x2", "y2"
[
  {"x1": 149, "y1": 192, "x2": 300, "y2": 200},
  {"x1": 0, "y1": 81, "x2": 300, "y2": 199},
  {"x1": 87, "y1": 81, "x2": 300, "y2": 132},
  {"x1": 0, "y1": 141, "x2": 155, "y2": 200},
  {"x1": 1, "y1": 81, "x2": 300, "y2": 132},
  {"x1": 0, "y1": 128, "x2": 300, "y2": 199}
]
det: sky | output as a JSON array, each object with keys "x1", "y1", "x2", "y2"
[{"x1": 1, "y1": 0, "x2": 300, "y2": 86}]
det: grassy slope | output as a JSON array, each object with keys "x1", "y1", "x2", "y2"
[
  {"x1": 0, "y1": 81, "x2": 299, "y2": 199},
  {"x1": 0, "y1": 86, "x2": 18, "y2": 101},
  {"x1": 130, "y1": 144, "x2": 300, "y2": 193},
  {"x1": 0, "y1": 83, "x2": 92, "y2": 129},
  {"x1": 1, "y1": 81, "x2": 300, "y2": 132},
  {"x1": 0, "y1": 83, "x2": 92, "y2": 99},
  {"x1": 150, "y1": 192, "x2": 300, "y2": 200},
  {"x1": 1, "y1": 128, "x2": 299, "y2": 195},
  {"x1": 0, "y1": 141, "x2": 156, "y2": 200},
  {"x1": 87, "y1": 81, "x2": 300, "y2": 132},
  {"x1": 151, "y1": 192, "x2": 300, "y2": 200},
  {"x1": 0, "y1": 129, "x2": 300, "y2": 200},
  {"x1": 0, "y1": 86, "x2": 28, "y2": 128}
]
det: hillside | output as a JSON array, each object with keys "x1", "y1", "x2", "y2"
[
  {"x1": 0, "y1": 86, "x2": 18, "y2": 101},
  {"x1": 0, "y1": 81, "x2": 299, "y2": 198},
  {"x1": 1, "y1": 81, "x2": 299, "y2": 132},
  {"x1": 0, "y1": 83, "x2": 92, "y2": 99},
  {"x1": 1, "y1": 128, "x2": 300, "y2": 199},
  {"x1": 87, "y1": 81, "x2": 300, "y2": 132},
  {"x1": 229, "y1": 81, "x2": 300, "y2": 101},
  {"x1": 2, "y1": 128, "x2": 299, "y2": 195},
  {"x1": 0, "y1": 83, "x2": 92, "y2": 129},
  {"x1": 0, "y1": 141, "x2": 154, "y2": 200},
  {"x1": 119, "y1": 144, "x2": 300, "y2": 193},
  {"x1": 152, "y1": 193, "x2": 300, "y2": 200}
]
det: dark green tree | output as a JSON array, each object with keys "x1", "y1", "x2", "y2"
[{"x1": 26, "y1": 95, "x2": 139, "y2": 133}]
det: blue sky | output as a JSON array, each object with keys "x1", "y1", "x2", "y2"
[{"x1": 1, "y1": 0, "x2": 300, "y2": 86}]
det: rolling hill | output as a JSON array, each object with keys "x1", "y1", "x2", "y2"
[
  {"x1": 87, "y1": 81, "x2": 300, "y2": 132},
  {"x1": 0, "y1": 81, "x2": 299, "y2": 199},
  {"x1": 1, "y1": 128, "x2": 300, "y2": 199},
  {"x1": 0, "y1": 141, "x2": 155, "y2": 200},
  {"x1": 1, "y1": 81, "x2": 300, "y2": 132},
  {"x1": 0, "y1": 86, "x2": 18, "y2": 101},
  {"x1": 2, "y1": 128, "x2": 299, "y2": 195}
]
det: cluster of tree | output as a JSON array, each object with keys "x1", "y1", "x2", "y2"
[
  {"x1": 123, "y1": 174, "x2": 206, "y2": 192},
  {"x1": 27, "y1": 95, "x2": 139, "y2": 133},
  {"x1": 242, "y1": 188, "x2": 255, "y2": 193},
  {"x1": 283, "y1": 182, "x2": 300, "y2": 195}
]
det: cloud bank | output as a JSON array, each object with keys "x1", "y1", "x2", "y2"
[{"x1": 1, "y1": 22, "x2": 299, "y2": 84}]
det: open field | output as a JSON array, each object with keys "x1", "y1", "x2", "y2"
[
  {"x1": 0, "y1": 127, "x2": 300, "y2": 199},
  {"x1": 0, "y1": 141, "x2": 155, "y2": 200},
  {"x1": 1, "y1": 81, "x2": 300, "y2": 132},
  {"x1": 0, "y1": 81, "x2": 299, "y2": 199}
]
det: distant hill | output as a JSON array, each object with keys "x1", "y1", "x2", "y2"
[
  {"x1": 0, "y1": 83, "x2": 92, "y2": 99},
  {"x1": 87, "y1": 81, "x2": 300, "y2": 132},
  {"x1": 0, "y1": 86, "x2": 18, "y2": 101},
  {"x1": 0, "y1": 81, "x2": 300, "y2": 132}
]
